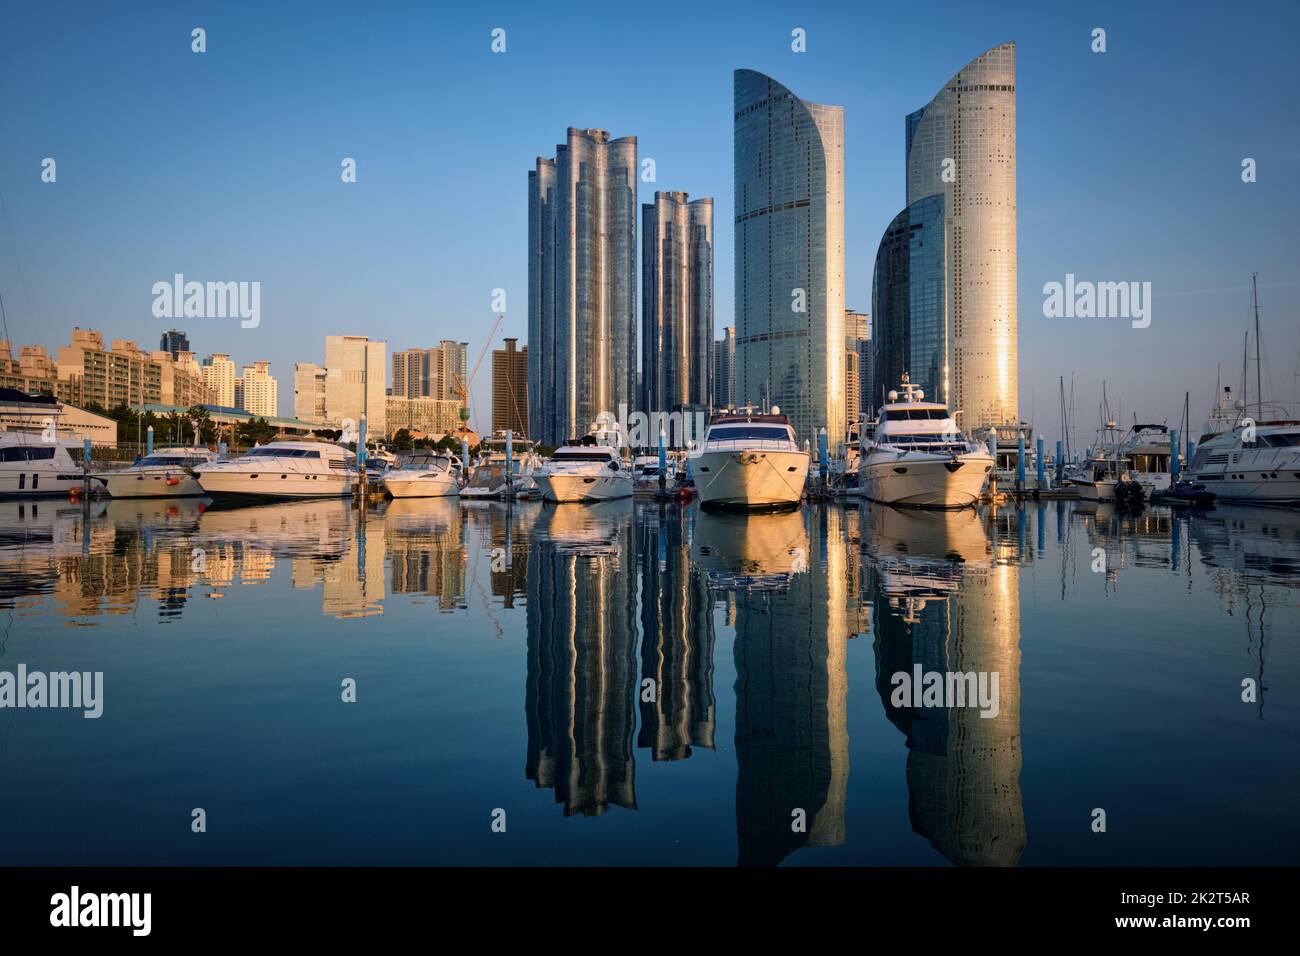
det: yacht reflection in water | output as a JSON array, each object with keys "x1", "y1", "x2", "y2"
[
  {"x1": 862, "y1": 502, "x2": 1026, "y2": 866},
  {"x1": 695, "y1": 507, "x2": 853, "y2": 866}
]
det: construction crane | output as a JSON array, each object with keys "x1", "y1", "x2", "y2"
[{"x1": 450, "y1": 313, "x2": 504, "y2": 439}]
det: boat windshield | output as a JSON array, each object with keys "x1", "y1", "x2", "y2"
[
  {"x1": 552, "y1": 450, "x2": 615, "y2": 461},
  {"x1": 244, "y1": 447, "x2": 323, "y2": 459},
  {"x1": 138, "y1": 455, "x2": 202, "y2": 467},
  {"x1": 706, "y1": 425, "x2": 791, "y2": 442},
  {"x1": 880, "y1": 408, "x2": 951, "y2": 422}
]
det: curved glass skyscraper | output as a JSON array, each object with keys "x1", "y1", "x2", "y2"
[
  {"x1": 528, "y1": 128, "x2": 638, "y2": 445},
  {"x1": 873, "y1": 43, "x2": 1018, "y2": 430},
  {"x1": 733, "y1": 70, "x2": 845, "y2": 450},
  {"x1": 641, "y1": 191, "x2": 714, "y2": 417}
]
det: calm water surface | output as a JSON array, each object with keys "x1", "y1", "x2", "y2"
[{"x1": 0, "y1": 495, "x2": 1295, "y2": 866}]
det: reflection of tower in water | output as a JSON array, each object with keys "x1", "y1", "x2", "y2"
[
  {"x1": 524, "y1": 502, "x2": 638, "y2": 816},
  {"x1": 636, "y1": 506, "x2": 715, "y2": 761},
  {"x1": 698, "y1": 506, "x2": 851, "y2": 866},
  {"x1": 868, "y1": 504, "x2": 1024, "y2": 866}
]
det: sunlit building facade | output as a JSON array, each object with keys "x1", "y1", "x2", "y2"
[
  {"x1": 734, "y1": 70, "x2": 845, "y2": 451},
  {"x1": 529, "y1": 127, "x2": 638, "y2": 444},
  {"x1": 874, "y1": 42, "x2": 1018, "y2": 430},
  {"x1": 641, "y1": 191, "x2": 713, "y2": 417}
]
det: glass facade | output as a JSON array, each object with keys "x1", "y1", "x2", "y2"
[
  {"x1": 733, "y1": 70, "x2": 845, "y2": 451},
  {"x1": 871, "y1": 193, "x2": 947, "y2": 410},
  {"x1": 877, "y1": 43, "x2": 1018, "y2": 430},
  {"x1": 528, "y1": 128, "x2": 637, "y2": 444},
  {"x1": 641, "y1": 191, "x2": 714, "y2": 418}
]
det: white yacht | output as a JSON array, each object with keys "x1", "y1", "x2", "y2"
[
  {"x1": 532, "y1": 435, "x2": 632, "y2": 503},
  {"x1": 693, "y1": 408, "x2": 809, "y2": 511},
  {"x1": 381, "y1": 450, "x2": 461, "y2": 498},
  {"x1": 1121, "y1": 424, "x2": 1175, "y2": 495},
  {"x1": 858, "y1": 379, "x2": 993, "y2": 508},
  {"x1": 0, "y1": 431, "x2": 85, "y2": 497},
  {"x1": 192, "y1": 440, "x2": 357, "y2": 500},
  {"x1": 631, "y1": 453, "x2": 672, "y2": 494},
  {"x1": 1184, "y1": 417, "x2": 1300, "y2": 505},
  {"x1": 1065, "y1": 421, "x2": 1144, "y2": 503},
  {"x1": 0, "y1": 390, "x2": 86, "y2": 497},
  {"x1": 97, "y1": 446, "x2": 216, "y2": 498}
]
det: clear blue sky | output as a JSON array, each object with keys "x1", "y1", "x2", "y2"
[{"x1": 1, "y1": 0, "x2": 1296, "y2": 441}]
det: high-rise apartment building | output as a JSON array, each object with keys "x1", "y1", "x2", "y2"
[
  {"x1": 712, "y1": 326, "x2": 735, "y2": 411},
  {"x1": 240, "y1": 361, "x2": 278, "y2": 417},
  {"x1": 641, "y1": 191, "x2": 713, "y2": 417},
  {"x1": 54, "y1": 329, "x2": 212, "y2": 409},
  {"x1": 294, "y1": 363, "x2": 328, "y2": 423},
  {"x1": 491, "y1": 337, "x2": 528, "y2": 436},
  {"x1": 734, "y1": 70, "x2": 845, "y2": 450},
  {"x1": 392, "y1": 341, "x2": 468, "y2": 402},
  {"x1": 324, "y1": 335, "x2": 386, "y2": 434},
  {"x1": 873, "y1": 42, "x2": 1018, "y2": 430},
  {"x1": 845, "y1": 309, "x2": 870, "y2": 423},
  {"x1": 202, "y1": 353, "x2": 238, "y2": 407},
  {"x1": 529, "y1": 127, "x2": 637, "y2": 444}
]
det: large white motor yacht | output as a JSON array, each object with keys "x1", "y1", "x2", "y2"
[
  {"x1": 98, "y1": 446, "x2": 217, "y2": 498},
  {"x1": 857, "y1": 378, "x2": 993, "y2": 508},
  {"x1": 381, "y1": 450, "x2": 461, "y2": 498},
  {"x1": 693, "y1": 408, "x2": 809, "y2": 511},
  {"x1": 193, "y1": 440, "x2": 356, "y2": 500},
  {"x1": 532, "y1": 435, "x2": 632, "y2": 503},
  {"x1": 0, "y1": 389, "x2": 87, "y2": 497},
  {"x1": 1184, "y1": 417, "x2": 1300, "y2": 505}
]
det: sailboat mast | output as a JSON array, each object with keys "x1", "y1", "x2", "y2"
[{"x1": 1253, "y1": 272, "x2": 1263, "y2": 417}]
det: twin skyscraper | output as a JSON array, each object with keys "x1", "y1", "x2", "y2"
[{"x1": 527, "y1": 42, "x2": 1019, "y2": 448}]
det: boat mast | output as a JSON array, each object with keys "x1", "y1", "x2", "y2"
[{"x1": 1253, "y1": 272, "x2": 1263, "y2": 417}]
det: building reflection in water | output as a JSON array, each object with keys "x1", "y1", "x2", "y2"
[
  {"x1": 636, "y1": 505, "x2": 715, "y2": 761},
  {"x1": 524, "y1": 500, "x2": 639, "y2": 816},
  {"x1": 863, "y1": 502, "x2": 1025, "y2": 866},
  {"x1": 695, "y1": 506, "x2": 853, "y2": 866}
]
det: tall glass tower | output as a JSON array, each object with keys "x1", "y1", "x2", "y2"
[
  {"x1": 641, "y1": 191, "x2": 713, "y2": 420},
  {"x1": 733, "y1": 70, "x2": 845, "y2": 450},
  {"x1": 873, "y1": 42, "x2": 1018, "y2": 431},
  {"x1": 528, "y1": 128, "x2": 638, "y2": 445}
]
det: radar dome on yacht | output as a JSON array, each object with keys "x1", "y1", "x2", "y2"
[
  {"x1": 915, "y1": 389, "x2": 924, "y2": 401},
  {"x1": 770, "y1": 405, "x2": 780, "y2": 415},
  {"x1": 887, "y1": 390, "x2": 898, "y2": 402}
]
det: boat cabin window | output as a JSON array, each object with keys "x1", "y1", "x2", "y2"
[
  {"x1": 246, "y1": 447, "x2": 322, "y2": 459},
  {"x1": 552, "y1": 450, "x2": 615, "y2": 461},
  {"x1": 138, "y1": 456, "x2": 197, "y2": 467},
  {"x1": 0, "y1": 446, "x2": 57, "y2": 462},
  {"x1": 707, "y1": 425, "x2": 791, "y2": 441},
  {"x1": 1259, "y1": 433, "x2": 1300, "y2": 447},
  {"x1": 880, "y1": 433, "x2": 963, "y2": 447},
  {"x1": 879, "y1": 408, "x2": 950, "y2": 422}
]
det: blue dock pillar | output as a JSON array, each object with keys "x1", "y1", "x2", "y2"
[
  {"x1": 461, "y1": 435, "x2": 470, "y2": 484},
  {"x1": 146, "y1": 425, "x2": 154, "y2": 456},
  {"x1": 1016, "y1": 433, "x2": 1026, "y2": 493},
  {"x1": 1187, "y1": 441, "x2": 1196, "y2": 469},
  {"x1": 1170, "y1": 428, "x2": 1180, "y2": 481},
  {"x1": 1056, "y1": 440, "x2": 1064, "y2": 483},
  {"x1": 505, "y1": 429, "x2": 514, "y2": 497},
  {"x1": 357, "y1": 416, "x2": 367, "y2": 498},
  {"x1": 658, "y1": 427, "x2": 667, "y2": 498},
  {"x1": 818, "y1": 427, "x2": 829, "y2": 492},
  {"x1": 1036, "y1": 435, "x2": 1045, "y2": 489},
  {"x1": 218, "y1": 441, "x2": 228, "y2": 461}
]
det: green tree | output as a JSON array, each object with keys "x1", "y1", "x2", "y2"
[{"x1": 391, "y1": 428, "x2": 414, "y2": 451}]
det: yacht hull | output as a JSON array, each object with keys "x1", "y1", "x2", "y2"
[
  {"x1": 859, "y1": 452, "x2": 991, "y2": 508},
  {"x1": 533, "y1": 472, "x2": 632, "y2": 503},
  {"x1": 382, "y1": 473, "x2": 459, "y2": 498},
  {"x1": 100, "y1": 470, "x2": 206, "y2": 498},
  {"x1": 0, "y1": 468, "x2": 83, "y2": 497},
  {"x1": 694, "y1": 449, "x2": 809, "y2": 510},
  {"x1": 194, "y1": 470, "x2": 353, "y2": 500}
]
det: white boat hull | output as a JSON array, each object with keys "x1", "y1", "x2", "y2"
[
  {"x1": 194, "y1": 469, "x2": 353, "y2": 499},
  {"x1": 694, "y1": 449, "x2": 809, "y2": 510},
  {"x1": 100, "y1": 469, "x2": 207, "y2": 498},
  {"x1": 859, "y1": 452, "x2": 992, "y2": 508},
  {"x1": 0, "y1": 467, "x2": 83, "y2": 497},
  {"x1": 534, "y1": 472, "x2": 633, "y2": 503},
  {"x1": 382, "y1": 472, "x2": 459, "y2": 498}
]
